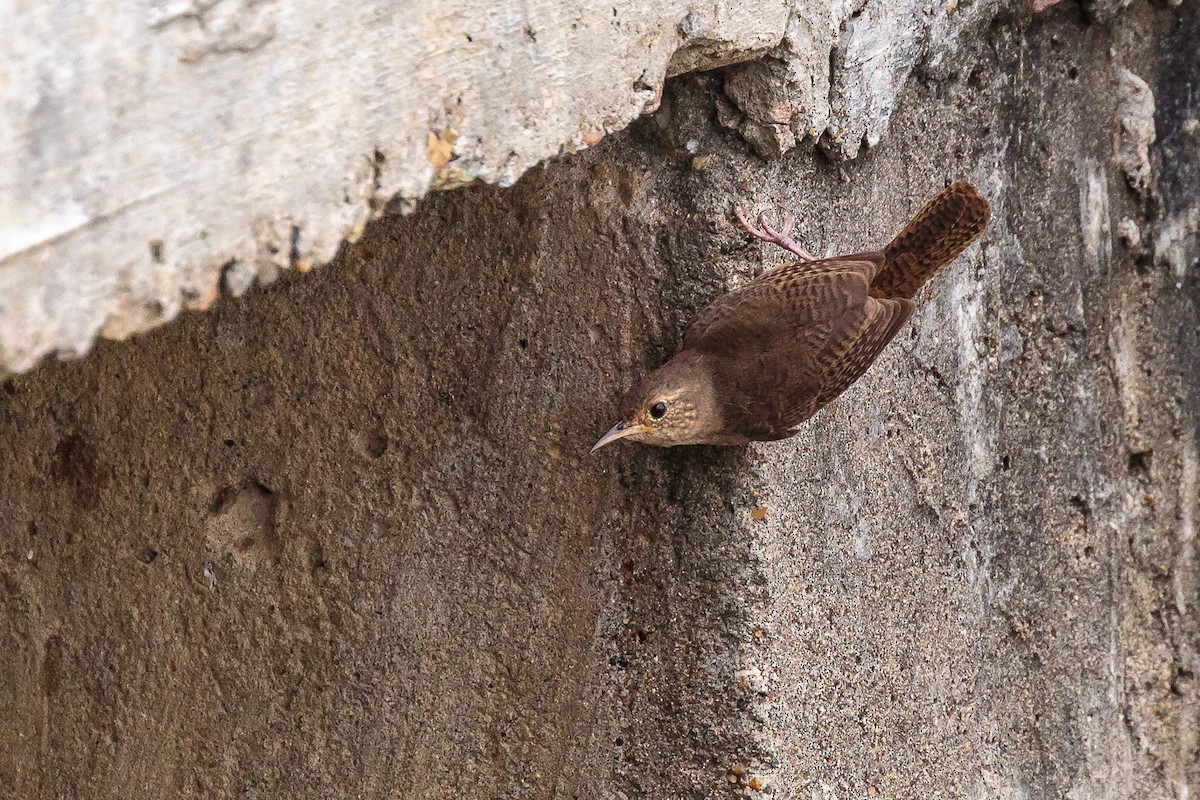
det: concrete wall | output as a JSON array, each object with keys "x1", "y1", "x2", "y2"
[{"x1": 1, "y1": 1, "x2": 1198, "y2": 799}]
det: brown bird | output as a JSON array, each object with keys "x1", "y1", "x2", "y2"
[{"x1": 592, "y1": 181, "x2": 990, "y2": 451}]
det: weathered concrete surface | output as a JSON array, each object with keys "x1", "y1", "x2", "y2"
[
  {"x1": 6, "y1": 0, "x2": 1004, "y2": 374},
  {"x1": 719, "y1": 0, "x2": 1001, "y2": 161},
  {"x1": 0, "y1": 0, "x2": 787, "y2": 372},
  {"x1": 1, "y1": 3, "x2": 1198, "y2": 800}
]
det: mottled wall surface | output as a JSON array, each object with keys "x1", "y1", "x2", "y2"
[{"x1": 1, "y1": 4, "x2": 1197, "y2": 799}]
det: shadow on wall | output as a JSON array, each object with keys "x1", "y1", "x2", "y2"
[{"x1": 0, "y1": 132, "x2": 765, "y2": 797}]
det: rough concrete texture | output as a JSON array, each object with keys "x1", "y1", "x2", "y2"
[
  {"x1": 719, "y1": 0, "x2": 1000, "y2": 161},
  {"x1": 2, "y1": 3, "x2": 1199, "y2": 800},
  {"x1": 1, "y1": 0, "x2": 787, "y2": 372},
  {"x1": 7, "y1": 0, "x2": 1027, "y2": 374}
]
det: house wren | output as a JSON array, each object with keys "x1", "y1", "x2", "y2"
[{"x1": 592, "y1": 182, "x2": 990, "y2": 451}]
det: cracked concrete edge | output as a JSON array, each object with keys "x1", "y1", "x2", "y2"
[
  {"x1": 718, "y1": 0, "x2": 1172, "y2": 161},
  {"x1": 0, "y1": 0, "x2": 1155, "y2": 374},
  {"x1": 1, "y1": 0, "x2": 791, "y2": 374},
  {"x1": 0, "y1": 0, "x2": 1022, "y2": 375},
  {"x1": 719, "y1": 0, "x2": 1005, "y2": 161}
]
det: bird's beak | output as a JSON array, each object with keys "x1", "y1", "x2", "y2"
[{"x1": 591, "y1": 421, "x2": 645, "y2": 453}]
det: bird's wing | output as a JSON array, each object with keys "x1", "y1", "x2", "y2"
[
  {"x1": 683, "y1": 255, "x2": 885, "y2": 356},
  {"x1": 717, "y1": 294, "x2": 915, "y2": 441},
  {"x1": 807, "y1": 295, "x2": 915, "y2": 409}
]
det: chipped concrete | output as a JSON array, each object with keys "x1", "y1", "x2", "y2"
[
  {"x1": 205, "y1": 482, "x2": 283, "y2": 566},
  {"x1": 1, "y1": 2, "x2": 1198, "y2": 800},
  {"x1": 1115, "y1": 67, "x2": 1157, "y2": 198},
  {"x1": 1154, "y1": 206, "x2": 1200, "y2": 281},
  {"x1": 1, "y1": 0, "x2": 787, "y2": 372},
  {"x1": 719, "y1": 0, "x2": 1001, "y2": 161},
  {"x1": 3, "y1": 0, "x2": 1031, "y2": 373}
]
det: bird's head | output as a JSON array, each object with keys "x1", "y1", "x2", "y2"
[{"x1": 592, "y1": 352, "x2": 721, "y2": 451}]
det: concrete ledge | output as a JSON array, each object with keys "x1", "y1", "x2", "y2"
[{"x1": 2, "y1": 0, "x2": 1006, "y2": 373}]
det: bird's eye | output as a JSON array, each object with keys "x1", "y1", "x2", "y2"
[{"x1": 650, "y1": 401, "x2": 668, "y2": 419}]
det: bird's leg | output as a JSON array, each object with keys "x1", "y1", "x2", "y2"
[{"x1": 733, "y1": 204, "x2": 814, "y2": 261}]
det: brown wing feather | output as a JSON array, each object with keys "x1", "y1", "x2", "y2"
[
  {"x1": 713, "y1": 295, "x2": 914, "y2": 441},
  {"x1": 811, "y1": 297, "x2": 915, "y2": 408},
  {"x1": 684, "y1": 255, "x2": 885, "y2": 356}
]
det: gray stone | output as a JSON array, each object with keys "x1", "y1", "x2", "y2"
[
  {"x1": 1115, "y1": 67, "x2": 1157, "y2": 198},
  {"x1": 719, "y1": 0, "x2": 1001, "y2": 162}
]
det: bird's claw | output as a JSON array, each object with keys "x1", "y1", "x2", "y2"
[
  {"x1": 732, "y1": 203, "x2": 813, "y2": 261},
  {"x1": 755, "y1": 211, "x2": 794, "y2": 242},
  {"x1": 780, "y1": 210, "x2": 796, "y2": 238}
]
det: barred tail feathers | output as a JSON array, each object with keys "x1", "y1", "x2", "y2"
[{"x1": 871, "y1": 182, "x2": 991, "y2": 300}]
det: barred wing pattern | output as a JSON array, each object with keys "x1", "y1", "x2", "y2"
[{"x1": 684, "y1": 255, "x2": 913, "y2": 441}]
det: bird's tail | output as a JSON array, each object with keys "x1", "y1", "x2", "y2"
[{"x1": 871, "y1": 182, "x2": 991, "y2": 300}]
